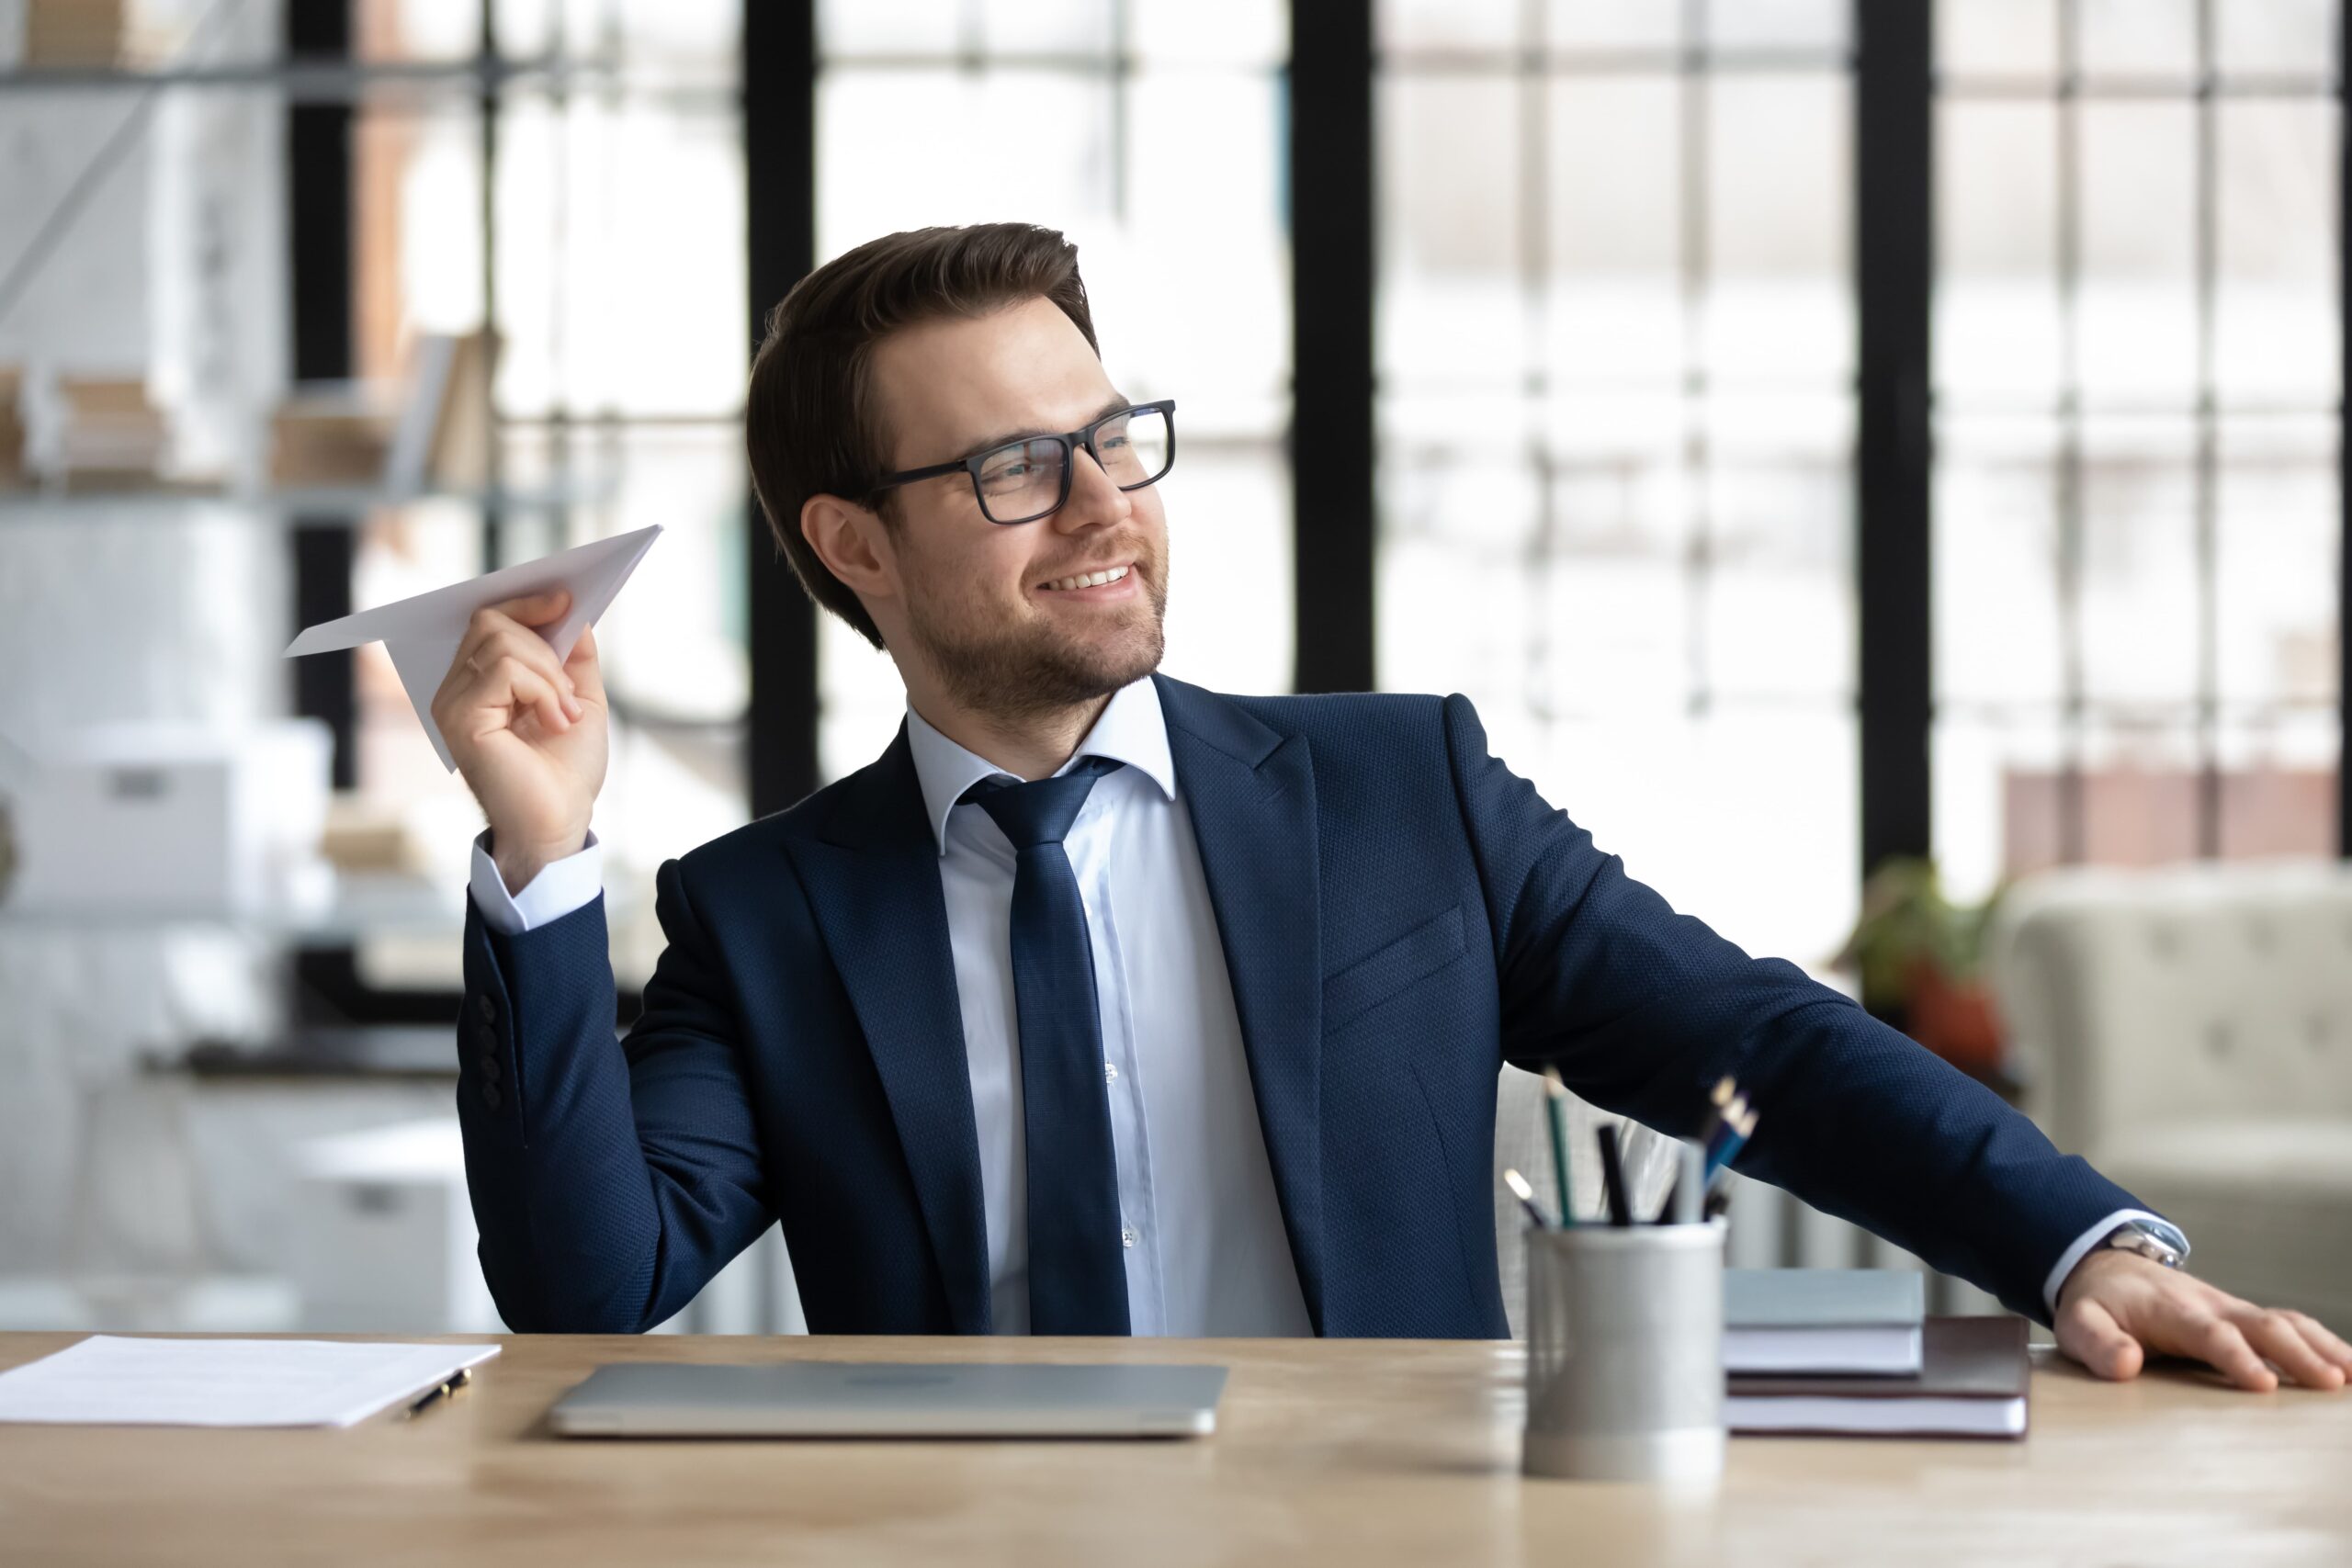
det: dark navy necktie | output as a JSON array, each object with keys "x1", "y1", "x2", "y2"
[{"x1": 961, "y1": 755, "x2": 1130, "y2": 1336}]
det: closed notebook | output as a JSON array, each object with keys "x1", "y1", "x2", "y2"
[
  {"x1": 1727, "y1": 1315, "x2": 2030, "y2": 1438},
  {"x1": 1724, "y1": 1268, "x2": 1926, "y2": 1375}
]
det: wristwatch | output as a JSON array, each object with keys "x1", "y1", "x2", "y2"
[{"x1": 2098, "y1": 1218, "x2": 2190, "y2": 1271}]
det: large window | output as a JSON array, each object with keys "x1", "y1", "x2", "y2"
[
  {"x1": 1373, "y1": 0, "x2": 1860, "y2": 969},
  {"x1": 810, "y1": 0, "x2": 1295, "y2": 780},
  {"x1": 1931, "y1": 0, "x2": 2343, "y2": 900},
  {"x1": 345, "y1": 0, "x2": 746, "y2": 988}
]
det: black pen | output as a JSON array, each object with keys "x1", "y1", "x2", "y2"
[
  {"x1": 1595, "y1": 1123, "x2": 1633, "y2": 1227},
  {"x1": 404, "y1": 1367, "x2": 471, "y2": 1419}
]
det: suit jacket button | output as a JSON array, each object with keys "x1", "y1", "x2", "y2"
[
  {"x1": 481, "y1": 1083, "x2": 503, "y2": 1111},
  {"x1": 478, "y1": 1055, "x2": 501, "y2": 1083},
  {"x1": 473, "y1": 994, "x2": 497, "y2": 1024},
  {"x1": 469, "y1": 1022, "x2": 497, "y2": 1055}
]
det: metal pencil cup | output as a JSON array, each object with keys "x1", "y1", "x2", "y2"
[{"x1": 1521, "y1": 1220, "x2": 1726, "y2": 1483}]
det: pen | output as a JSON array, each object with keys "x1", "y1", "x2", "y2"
[
  {"x1": 1541, "y1": 1066, "x2": 1577, "y2": 1227},
  {"x1": 1502, "y1": 1168, "x2": 1553, "y2": 1231},
  {"x1": 1595, "y1": 1123, "x2": 1633, "y2": 1227},
  {"x1": 403, "y1": 1367, "x2": 471, "y2": 1419}
]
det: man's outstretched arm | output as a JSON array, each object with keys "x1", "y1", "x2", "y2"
[{"x1": 1441, "y1": 693, "x2": 2348, "y2": 1390}]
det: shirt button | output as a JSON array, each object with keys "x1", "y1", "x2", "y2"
[
  {"x1": 1120, "y1": 1227, "x2": 1137, "y2": 1249},
  {"x1": 1103, "y1": 1062, "x2": 1118, "y2": 1084}
]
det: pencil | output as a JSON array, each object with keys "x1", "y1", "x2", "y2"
[{"x1": 1541, "y1": 1066, "x2": 1576, "y2": 1226}]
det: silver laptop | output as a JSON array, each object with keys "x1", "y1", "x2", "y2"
[{"x1": 548, "y1": 1361, "x2": 1228, "y2": 1438}]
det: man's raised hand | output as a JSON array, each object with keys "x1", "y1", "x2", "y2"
[{"x1": 429, "y1": 590, "x2": 609, "y2": 893}]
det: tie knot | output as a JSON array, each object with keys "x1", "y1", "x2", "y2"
[{"x1": 961, "y1": 756, "x2": 1124, "y2": 849}]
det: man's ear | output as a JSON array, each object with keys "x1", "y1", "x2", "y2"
[{"x1": 800, "y1": 493, "x2": 897, "y2": 604}]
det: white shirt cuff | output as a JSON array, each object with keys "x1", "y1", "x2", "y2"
[
  {"x1": 468, "y1": 829, "x2": 603, "y2": 935},
  {"x1": 2043, "y1": 1209, "x2": 2190, "y2": 1316}
]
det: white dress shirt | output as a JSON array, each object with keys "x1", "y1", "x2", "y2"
[{"x1": 469, "y1": 679, "x2": 2183, "y2": 1323}]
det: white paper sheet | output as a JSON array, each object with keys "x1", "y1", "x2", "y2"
[
  {"x1": 283, "y1": 524, "x2": 662, "y2": 772},
  {"x1": 0, "y1": 1336, "x2": 502, "y2": 1427}
]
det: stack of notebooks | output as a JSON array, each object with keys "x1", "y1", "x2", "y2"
[
  {"x1": 268, "y1": 329, "x2": 500, "y2": 492},
  {"x1": 1725, "y1": 1269, "x2": 2030, "y2": 1438},
  {"x1": 23, "y1": 0, "x2": 174, "y2": 68},
  {"x1": 56, "y1": 376, "x2": 172, "y2": 486}
]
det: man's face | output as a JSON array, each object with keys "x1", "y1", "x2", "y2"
[{"x1": 861, "y1": 297, "x2": 1170, "y2": 720}]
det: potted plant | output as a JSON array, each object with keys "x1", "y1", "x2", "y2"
[{"x1": 1831, "y1": 858, "x2": 2017, "y2": 1094}]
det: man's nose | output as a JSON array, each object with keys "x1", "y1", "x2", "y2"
[{"x1": 1054, "y1": 443, "x2": 1133, "y2": 530}]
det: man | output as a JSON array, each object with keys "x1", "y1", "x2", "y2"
[{"x1": 436, "y1": 222, "x2": 2348, "y2": 1390}]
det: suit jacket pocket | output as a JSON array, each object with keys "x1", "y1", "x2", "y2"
[{"x1": 1323, "y1": 904, "x2": 1466, "y2": 1031}]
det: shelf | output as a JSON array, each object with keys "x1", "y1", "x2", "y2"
[
  {"x1": 0, "y1": 55, "x2": 736, "y2": 104},
  {"x1": 0, "y1": 871, "x2": 462, "y2": 940},
  {"x1": 0, "y1": 479, "x2": 615, "y2": 524}
]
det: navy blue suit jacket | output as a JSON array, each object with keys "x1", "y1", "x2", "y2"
[{"x1": 457, "y1": 674, "x2": 2143, "y2": 1335}]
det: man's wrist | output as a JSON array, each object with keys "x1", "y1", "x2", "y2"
[
  {"x1": 2057, "y1": 1217, "x2": 2191, "y2": 1310},
  {"x1": 2043, "y1": 1210, "x2": 2189, "y2": 1317},
  {"x1": 492, "y1": 830, "x2": 588, "y2": 896},
  {"x1": 469, "y1": 829, "x2": 601, "y2": 936}
]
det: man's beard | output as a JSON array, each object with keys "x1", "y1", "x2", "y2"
[{"x1": 904, "y1": 547, "x2": 1170, "y2": 725}]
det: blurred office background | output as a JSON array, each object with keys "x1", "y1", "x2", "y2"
[{"x1": 0, "y1": 0, "x2": 2342, "y2": 1336}]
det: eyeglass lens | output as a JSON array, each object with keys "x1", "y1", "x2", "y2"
[{"x1": 973, "y1": 406, "x2": 1171, "y2": 523}]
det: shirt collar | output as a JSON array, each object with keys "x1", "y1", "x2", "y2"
[{"x1": 902, "y1": 677, "x2": 1178, "y2": 856}]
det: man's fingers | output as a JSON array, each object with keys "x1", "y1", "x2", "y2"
[
  {"x1": 2238, "y1": 1309, "x2": 2348, "y2": 1391},
  {"x1": 2056, "y1": 1296, "x2": 2143, "y2": 1382},
  {"x1": 562, "y1": 623, "x2": 605, "y2": 705},
  {"x1": 2181, "y1": 1314, "x2": 2278, "y2": 1393},
  {"x1": 454, "y1": 595, "x2": 575, "y2": 682},
  {"x1": 465, "y1": 626, "x2": 580, "y2": 713},
  {"x1": 469, "y1": 655, "x2": 572, "y2": 740},
  {"x1": 2281, "y1": 1310, "x2": 2352, "y2": 1373},
  {"x1": 488, "y1": 588, "x2": 571, "y2": 627}
]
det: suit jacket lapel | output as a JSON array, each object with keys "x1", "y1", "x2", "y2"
[
  {"x1": 1154, "y1": 675, "x2": 1328, "y2": 1332},
  {"x1": 790, "y1": 728, "x2": 993, "y2": 1334}
]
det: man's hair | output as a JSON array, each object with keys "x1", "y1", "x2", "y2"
[{"x1": 745, "y1": 222, "x2": 1101, "y2": 649}]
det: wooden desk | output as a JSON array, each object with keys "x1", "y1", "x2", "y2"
[{"x1": 3, "y1": 1332, "x2": 2346, "y2": 1566}]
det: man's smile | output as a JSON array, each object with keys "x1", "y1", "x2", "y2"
[{"x1": 1035, "y1": 561, "x2": 1137, "y2": 599}]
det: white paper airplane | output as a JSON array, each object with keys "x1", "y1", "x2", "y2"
[{"x1": 284, "y1": 525, "x2": 662, "y2": 772}]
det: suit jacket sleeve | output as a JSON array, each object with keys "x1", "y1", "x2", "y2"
[
  {"x1": 1440, "y1": 692, "x2": 2144, "y2": 1322},
  {"x1": 458, "y1": 857, "x2": 772, "y2": 1332}
]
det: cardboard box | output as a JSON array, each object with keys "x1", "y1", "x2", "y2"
[{"x1": 5, "y1": 721, "x2": 336, "y2": 917}]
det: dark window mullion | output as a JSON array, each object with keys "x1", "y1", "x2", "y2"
[
  {"x1": 1857, "y1": 0, "x2": 1935, "y2": 876},
  {"x1": 744, "y1": 0, "x2": 820, "y2": 812},
  {"x1": 1290, "y1": 0, "x2": 1376, "y2": 694}
]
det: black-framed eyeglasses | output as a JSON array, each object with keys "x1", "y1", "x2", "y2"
[{"x1": 868, "y1": 399, "x2": 1177, "y2": 525}]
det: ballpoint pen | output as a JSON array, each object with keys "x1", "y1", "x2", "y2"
[
  {"x1": 1595, "y1": 1123, "x2": 1633, "y2": 1227},
  {"x1": 404, "y1": 1367, "x2": 471, "y2": 1419},
  {"x1": 1502, "y1": 1168, "x2": 1553, "y2": 1231}
]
